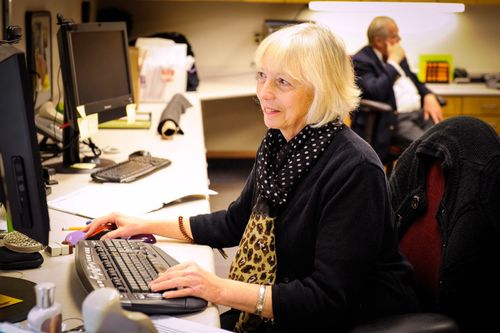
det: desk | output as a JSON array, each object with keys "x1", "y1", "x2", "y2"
[
  {"x1": 428, "y1": 83, "x2": 500, "y2": 134},
  {"x1": 0, "y1": 93, "x2": 221, "y2": 328}
]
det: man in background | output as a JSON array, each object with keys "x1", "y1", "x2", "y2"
[{"x1": 351, "y1": 16, "x2": 443, "y2": 162}]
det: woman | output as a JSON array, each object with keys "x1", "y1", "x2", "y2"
[{"x1": 85, "y1": 23, "x2": 418, "y2": 332}]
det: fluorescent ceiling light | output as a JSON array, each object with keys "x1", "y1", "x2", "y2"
[{"x1": 309, "y1": 2, "x2": 465, "y2": 13}]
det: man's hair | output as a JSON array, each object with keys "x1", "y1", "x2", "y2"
[
  {"x1": 367, "y1": 16, "x2": 396, "y2": 45},
  {"x1": 254, "y1": 23, "x2": 360, "y2": 126}
]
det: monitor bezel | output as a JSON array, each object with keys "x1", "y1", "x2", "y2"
[
  {"x1": 60, "y1": 21, "x2": 134, "y2": 123},
  {"x1": 0, "y1": 44, "x2": 50, "y2": 245},
  {"x1": 55, "y1": 21, "x2": 134, "y2": 169}
]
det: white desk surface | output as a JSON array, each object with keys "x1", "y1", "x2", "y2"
[
  {"x1": 1, "y1": 93, "x2": 221, "y2": 328},
  {"x1": 428, "y1": 83, "x2": 500, "y2": 96}
]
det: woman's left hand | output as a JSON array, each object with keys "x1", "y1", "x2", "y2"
[{"x1": 148, "y1": 261, "x2": 224, "y2": 303}]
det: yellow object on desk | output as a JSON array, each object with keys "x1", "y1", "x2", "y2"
[
  {"x1": 61, "y1": 226, "x2": 85, "y2": 231},
  {"x1": 99, "y1": 112, "x2": 152, "y2": 129},
  {"x1": 0, "y1": 294, "x2": 23, "y2": 308}
]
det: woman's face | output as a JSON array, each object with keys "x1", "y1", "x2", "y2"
[{"x1": 256, "y1": 62, "x2": 314, "y2": 141}]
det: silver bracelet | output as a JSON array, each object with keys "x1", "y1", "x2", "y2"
[{"x1": 255, "y1": 285, "x2": 266, "y2": 317}]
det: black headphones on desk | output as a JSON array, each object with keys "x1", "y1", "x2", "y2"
[{"x1": 0, "y1": 25, "x2": 22, "y2": 45}]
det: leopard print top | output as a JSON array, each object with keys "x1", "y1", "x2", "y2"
[
  {"x1": 228, "y1": 206, "x2": 277, "y2": 332},
  {"x1": 228, "y1": 210, "x2": 277, "y2": 285}
]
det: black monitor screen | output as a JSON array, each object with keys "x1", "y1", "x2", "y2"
[
  {"x1": 71, "y1": 30, "x2": 130, "y2": 107},
  {"x1": 0, "y1": 45, "x2": 50, "y2": 245}
]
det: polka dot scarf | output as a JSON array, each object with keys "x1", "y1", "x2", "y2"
[
  {"x1": 229, "y1": 121, "x2": 343, "y2": 333},
  {"x1": 256, "y1": 121, "x2": 344, "y2": 207}
]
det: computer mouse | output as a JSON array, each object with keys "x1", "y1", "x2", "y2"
[
  {"x1": 64, "y1": 230, "x2": 86, "y2": 246},
  {"x1": 128, "y1": 234, "x2": 157, "y2": 244},
  {"x1": 129, "y1": 150, "x2": 151, "y2": 159},
  {"x1": 86, "y1": 223, "x2": 117, "y2": 240}
]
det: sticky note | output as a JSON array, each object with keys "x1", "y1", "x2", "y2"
[
  {"x1": 126, "y1": 103, "x2": 137, "y2": 124},
  {"x1": 70, "y1": 163, "x2": 96, "y2": 170},
  {"x1": 77, "y1": 114, "x2": 99, "y2": 140},
  {"x1": 76, "y1": 105, "x2": 86, "y2": 118}
]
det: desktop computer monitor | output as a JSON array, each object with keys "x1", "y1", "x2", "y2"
[
  {"x1": 0, "y1": 44, "x2": 50, "y2": 245},
  {"x1": 54, "y1": 20, "x2": 134, "y2": 173}
]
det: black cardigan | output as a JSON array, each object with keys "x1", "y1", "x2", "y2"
[
  {"x1": 389, "y1": 116, "x2": 500, "y2": 332},
  {"x1": 191, "y1": 126, "x2": 418, "y2": 332}
]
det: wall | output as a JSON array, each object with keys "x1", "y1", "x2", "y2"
[
  {"x1": 8, "y1": 1, "x2": 500, "y2": 101},
  {"x1": 95, "y1": 1, "x2": 500, "y2": 76},
  {"x1": 8, "y1": 0, "x2": 93, "y2": 103},
  {"x1": 309, "y1": 6, "x2": 500, "y2": 75}
]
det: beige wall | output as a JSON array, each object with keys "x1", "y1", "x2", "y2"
[
  {"x1": 8, "y1": 0, "x2": 92, "y2": 103},
  {"x1": 7, "y1": 0, "x2": 500, "y2": 100},
  {"x1": 95, "y1": 1, "x2": 500, "y2": 75}
]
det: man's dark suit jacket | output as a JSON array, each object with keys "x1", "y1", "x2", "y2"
[{"x1": 351, "y1": 46, "x2": 431, "y2": 163}]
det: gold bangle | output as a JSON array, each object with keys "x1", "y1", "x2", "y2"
[
  {"x1": 178, "y1": 216, "x2": 193, "y2": 243},
  {"x1": 255, "y1": 285, "x2": 266, "y2": 317}
]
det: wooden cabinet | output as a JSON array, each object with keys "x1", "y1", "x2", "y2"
[
  {"x1": 441, "y1": 95, "x2": 500, "y2": 134},
  {"x1": 441, "y1": 96, "x2": 463, "y2": 118},
  {"x1": 462, "y1": 97, "x2": 500, "y2": 133}
]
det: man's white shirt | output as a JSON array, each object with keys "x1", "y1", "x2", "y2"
[{"x1": 374, "y1": 48, "x2": 421, "y2": 113}]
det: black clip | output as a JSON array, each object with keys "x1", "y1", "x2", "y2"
[{"x1": 0, "y1": 25, "x2": 22, "y2": 45}]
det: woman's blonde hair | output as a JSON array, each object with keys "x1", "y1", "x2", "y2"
[{"x1": 254, "y1": 22, "x2": 360, "y2": 125}]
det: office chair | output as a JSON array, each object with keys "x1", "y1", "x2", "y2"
[
  {"x1": 353, "y1": 99, "x2": 398, "y2": 175},
  {"x1": 348, "y1": 116, "x2": 500, "y2": 333},
  {"x1": 351, "y1": 96, "x2": 447, "y2": 176}
]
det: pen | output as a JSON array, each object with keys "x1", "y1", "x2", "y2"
[{"x1": 61, "y1": 226, "x2": 85, "y2": 231}]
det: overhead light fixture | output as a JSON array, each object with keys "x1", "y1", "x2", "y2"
[{"x1": 308, "y1": 2, "x2": 465, "y2": 13}]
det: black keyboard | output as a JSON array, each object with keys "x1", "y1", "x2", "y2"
[
  {"x1": 75, "y1": 239, "x2": 207, "y2": 314},
  {"x1": 91, "y1": 156, "x2": 171, "y2": 183}
]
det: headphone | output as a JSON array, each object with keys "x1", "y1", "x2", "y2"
[{"x1": 0, "y1": 26, "x2": 22, "y2": 45}]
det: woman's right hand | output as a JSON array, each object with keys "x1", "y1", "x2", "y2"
[{"x1": 83, "y1": 212, "x2": 149, "y2": 240}]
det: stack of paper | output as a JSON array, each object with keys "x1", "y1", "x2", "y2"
[{"x1": 48, "y1": 182, "x2": 216, "y2": 219}]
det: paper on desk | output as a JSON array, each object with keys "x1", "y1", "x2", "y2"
[
  {"x1": 151, "y1": 315, "x2": 233, "y2": 333},
  {"x1": 47, "y1": 182, "x2": 216, "y2": 219}
]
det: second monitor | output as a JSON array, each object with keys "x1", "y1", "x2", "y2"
[{"x1": 51, "y1": 19, "x2": 134, "y2": 173}]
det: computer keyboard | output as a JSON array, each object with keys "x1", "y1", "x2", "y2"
[
  {"x1": 90, "y1": 155, "x2": 171, "y2": 183},
  {"x1": 75, "y1": 239, "x2": 208, "y2": 314}
]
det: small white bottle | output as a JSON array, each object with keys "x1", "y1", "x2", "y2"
[{"x1": 27, "y1": 282, "x2": 62, "y2": 333}]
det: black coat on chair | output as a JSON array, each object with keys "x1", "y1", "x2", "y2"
[
  {"x1": 389, "y1": 116, "x2": 500, "y2": 333},
  {"x1": 349, "y1": 116, "x2": 500, "y2": 333}
]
